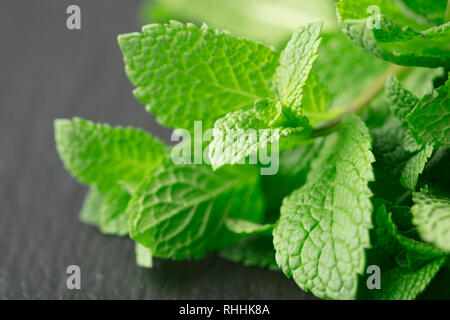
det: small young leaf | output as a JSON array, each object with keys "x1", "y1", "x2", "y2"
[
  {"x1": 208, "y1": 104, "x2": 311, "y2": 170},
  {"x1": 400, "y1": 144, "x2": 434, "y2": 191},
  {"x1": 272, "y1": 22, "x2": 323, "y2": 109}
]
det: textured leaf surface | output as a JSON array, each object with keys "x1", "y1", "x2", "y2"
[
  {"x1": 384, "y1": 75, "x2": 421, "y2": 154},
  {"x1": 400, "y1": 144, "x2": 434, "y2": 190},
  {"x1": 384, "y1": 76, "x2": 436, "y2": 190},
  {"x1": 337, "y1": 0, "x2": 450, "y2": 68},
  {"x1": 208, "y1": 105, "x2": 311, "y2": 170},
  {"x1": 219, "y1": 235, "x2": 278, "y2": 271},
  {"x1": 412, "y1": 189, "x2": 450, "y2": 252},
  {"x1": 385, "y1": 75, "x2": 419, "y2": 128},
  {"x1": 118, "y1": 21, "x2": 279, "y2": 131},
  {"x1": 272, "y1": 22, "x2": 323, "y2": 109},
  {"x1": 128, "y1": 164, "x2": 265, "y2": 259},
  {"x1": 54, "y1": 117, "x2": 166, "y2": 192},
  {"x1": 273, "y1": 115, "x2": 374, "y2": 299},
  {"x1": 374, "y1": 205, "x2": 399, "y2": 256},
  {"x1": 407, "y1": 80, "x2": 450, "y2": 146}
]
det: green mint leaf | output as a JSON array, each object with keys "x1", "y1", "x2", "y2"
[
  {"x1": 373, "y1": 257, "x2": 446, "y2": 300},
  {"x1": 272, "y1": 22, "x2": 323, "y2": 109},
  {"x1": 375, "y1": 205, "x2": 446, "y2": 269},
  {"x1": 127, "y1": 164, "x2": 265, "y2": 259},
  {"x1": 418, "y1": 266, "x2": 450, "y2": 300},
  {"x1": 374, "y1": 205, "x2": 400, "y2": 256},
  {"x1": 273, "y1": 115, "x2": 374, "y2": 299},
  {"x1": 208, "y1": 104, "x2": 311, "y2": 170},
  {"x1": 384, "y1": 76, "x2": 436, "y2": 191},
  {"x1": 80, "y1": 186, "x2": 132, "y2": 236},
  {"x1": 219, "y1": 234, "x2": 279, "y2": 271},
  {"x1": 397, "y1": 235, "x2": 447, "y2": 269},
  {"x1": 407, "y1": 79, "x2": 450, "y2": 147},
  {"x1": 400, "y1": 143, "x2": 434, "y2": 191},
  {"x1": 363, "y1": 67, "x2": 442, "y2": 131},
  {"x1": 135, "y1": 242, "x2": 153, "y2": 268},
  {"x1": 385, "y1": 75, "x2": 419, "y2": 128},
  {"x1": 54, "y1": 117, "x2": 166, "y2": 192},
  {"x1": 224, "y1": 218, "x2": 273, "y2": 235},
  {"x1": 118, "y1": 21, "x2": 279, "y2": 131},
  {"x1": 360, "y1": 203, "x2": 447, "y2": 300},
  {"x1": 412, "y1": 188, "x2": 450, "y2": 252},
  {"x1": 337, "y1": 0, "x2": 450, "y2": 68}
]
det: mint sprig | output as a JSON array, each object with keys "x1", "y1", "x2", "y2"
[{"x1": 55, "y1": 9, "x2": 450, "y2": 300}]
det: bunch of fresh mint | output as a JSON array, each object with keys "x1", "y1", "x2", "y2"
[{"x1": 55, "y1": 0, "x2": 450, "y2": 300}]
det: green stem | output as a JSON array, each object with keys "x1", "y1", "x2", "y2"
[{"x1": 312, "y1": 65, "x2": 409, "y2": 133}]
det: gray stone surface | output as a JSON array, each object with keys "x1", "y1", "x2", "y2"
[{"x1": 0, "y1": 0, "x2": 313, "y2": 299}]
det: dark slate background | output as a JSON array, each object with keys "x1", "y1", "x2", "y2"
[{"x1": 0, "y1": 0, "x2": 314, "y2": 299}]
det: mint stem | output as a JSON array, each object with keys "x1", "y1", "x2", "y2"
[{"x1": 312, "y1": 65, "x2": 408, "y2": 133}]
